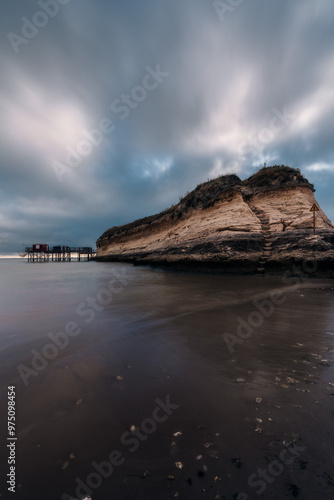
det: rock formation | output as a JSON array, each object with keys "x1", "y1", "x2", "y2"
[{"x1": 96, "y1": 166, "x2": 334, "y2": 276}]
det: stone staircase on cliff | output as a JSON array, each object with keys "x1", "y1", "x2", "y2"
[{"x1": 248, "y1": 204, "x2": 273, "y2": 273}]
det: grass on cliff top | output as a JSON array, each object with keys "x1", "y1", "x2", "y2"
[
  {"x1": 99, "y1": 165, "x2": 314, "y2": 240},
  {"x1": 179, "y1": 174, "x2": 241, "y2": 210},
  {"x1": 100, "y1": 174, "x2": 241, "y2": 239},
  {"x1": 243, "y1": 165, "x2": 313, "y2": 190}
]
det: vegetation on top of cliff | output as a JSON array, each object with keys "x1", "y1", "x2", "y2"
[
  {"x1": 242, "y1": 165, "x2": 314, "y2": 193},
  {"x1": 179, "y1": 174, "x2": 241, "y2": 211},
  {"x1": 99, "y1": 174, "x2": 242, "y2": 240},
  {"x1": 98, "y1": 166, "x2": 314, "y2": 242},
  {"x1": 179, "y1": 166, "x2": 313, "y2": 211},
  {"x1": 99, "y1": 206, "x2": 176, "y2": 239}
]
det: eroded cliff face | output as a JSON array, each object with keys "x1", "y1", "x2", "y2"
[
  {"x1": 96, "y1": 166, "x2": 334, "y2": 275},
  {"x1": 249, "y1": 186, "x2": 332, "y2": 232}
]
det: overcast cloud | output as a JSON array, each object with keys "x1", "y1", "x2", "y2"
[{"x1": 0, "y1": 0, "x2": 333, "y2": 255}]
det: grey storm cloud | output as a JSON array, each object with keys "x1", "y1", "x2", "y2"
[{"x1": 0, "y1": 0, "x2": 333, "y2": 254}]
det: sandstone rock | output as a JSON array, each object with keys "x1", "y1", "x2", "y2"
[{"x1": 96, "y1": 166, "x2": 334, "y2": 276}]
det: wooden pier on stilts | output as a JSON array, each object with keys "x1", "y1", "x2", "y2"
[{"x1": 22, "y1": 245, "x2": 96, "y2": 262}]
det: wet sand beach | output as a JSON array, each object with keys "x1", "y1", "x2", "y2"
[{"x1": 0, "y1": 260, "x2": 334, "y2": 499}]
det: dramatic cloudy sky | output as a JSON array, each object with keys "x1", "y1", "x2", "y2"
[{"x1": 1, "y1": 0, "x2": 333, "y2": 255}]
